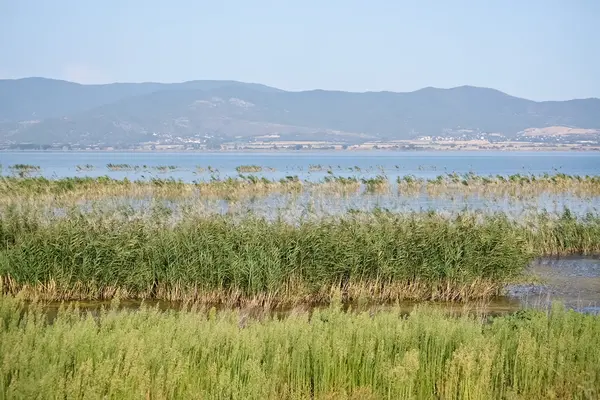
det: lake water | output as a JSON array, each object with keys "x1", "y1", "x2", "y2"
[{"x1": 1, "y1": 151, "x2": 599, "y2": 181}]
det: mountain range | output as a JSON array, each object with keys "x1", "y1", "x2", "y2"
[{"x1": 1, "y1": 77, "x2": 599, "y2": 146}]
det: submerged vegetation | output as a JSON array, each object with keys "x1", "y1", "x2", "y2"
[{"x1": 1, "y1": 297, "x2": 599, "y2": 399}]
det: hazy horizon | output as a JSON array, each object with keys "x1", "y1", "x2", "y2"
[{"x1": 2, "y1": 1, "x2": 599, "y2": 101}]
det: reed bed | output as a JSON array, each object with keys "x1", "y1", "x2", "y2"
[
  {"x1": 1, "y1": 173, "x2": 599, "y2": 204},
  {"x1": 0, "y1": 176, "x2": 308, "y2": 203},
  {"x1": 0, "y1": 211, "x2": 532, "y2": 302},
  {"x1": 1, "y1": 297, "x2": 598, "y2": 399},
  {"x1": 2, "y1": 209, "x2": 599, "y2": 303}
]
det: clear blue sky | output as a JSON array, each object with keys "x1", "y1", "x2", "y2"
[{"x1": 1, "y1": 0, "x2": 599, "y2": 101}]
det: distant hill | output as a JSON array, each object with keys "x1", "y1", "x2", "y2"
[{"x1": 1, "y1": 78, "x2": 599, "y2": 146}]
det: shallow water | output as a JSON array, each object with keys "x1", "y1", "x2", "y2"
[
  {"x1": 508, "y1": 256, "x2": 600, "y2": 312},
  {"x1": 33, "y1": 257, "x2": 600, "y2": 321},
  {"x1": 54, "y1": 190, "x2": 599, "y2": 222}
]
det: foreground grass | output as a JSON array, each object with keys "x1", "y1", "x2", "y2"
[
  {"x1": 1, "y1": 209, "x2": 599, "y2": 303},
  {"x1": 1, "y1": 297, "x2": 598, "y2": 399}
]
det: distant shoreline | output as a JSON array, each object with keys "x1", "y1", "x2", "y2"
[{"x1": 1, "y1": 146, "x2": 599, "y2": 153}]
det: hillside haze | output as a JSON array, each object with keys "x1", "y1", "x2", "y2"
[{"x1": 1, "y1": 78, "x2": 599, "y2": 146}]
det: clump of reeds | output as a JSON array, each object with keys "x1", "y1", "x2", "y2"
[
  {"x1": 236, "y1": 165, "x2": 263, "y2": 173},
  {"x1": 362, "y1": 175, "x2": 389, "y2": 193},
  {"x1": 1, "y1": 297, "x2": 599, "y2": 399},
  {"x1": 107, "y1": 163, "x2": 139, "y2": 171}
]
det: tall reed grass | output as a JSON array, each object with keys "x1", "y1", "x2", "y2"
[
  {"x1": 0, "y1": 211, "x2": 535, "y2": 302},
  {"x1": 2, "y1": 209, "x2": 599, "y2": 303},
  {"x1": 1, "y1": 297, "x2": 598, "y2": 399}
]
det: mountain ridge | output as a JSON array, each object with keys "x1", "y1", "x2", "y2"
[{"x1": 1, "y1": 78, "x2": 599, "y2": 146}]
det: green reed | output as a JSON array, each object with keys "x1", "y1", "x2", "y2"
[
  {"x1": 1, "y1": 297, "x2": 598, "y2": 399},
  {"x1": 0, "y1": 210, "x2": 537, "y2": 302},
  {"x1": 4, "y1": 209, "x2": 600, "y2": 303}
]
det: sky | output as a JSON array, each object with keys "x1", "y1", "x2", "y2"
[{"x1": 1, "y1": 0, "x2": 599, "y2": 101}]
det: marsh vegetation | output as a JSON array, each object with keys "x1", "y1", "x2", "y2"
[
  {"x1": 1, "y1": 203, "x2": 598, "y2": 304},
  {"x1": 1, "y1": 165, "x2": 599, "y2": 398}
]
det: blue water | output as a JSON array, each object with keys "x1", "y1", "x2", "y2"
[{"x1": 1, "y1": 151, "x2": 599, "y2": 181}]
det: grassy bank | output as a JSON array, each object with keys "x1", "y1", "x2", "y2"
[
  {"x1": 1, "y1": 297, "x2": 598, "y2": 399},
  {"x1": 1, "y1": 209, "x2": 599, "y2": 303}
]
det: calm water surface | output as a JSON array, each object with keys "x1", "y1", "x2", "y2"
[{"x1": 1, "y1": 151, "x2": 599, "y2": 181}]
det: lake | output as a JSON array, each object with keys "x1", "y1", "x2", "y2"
[{"x1": 1, "y1": 150, "x2": 599, "y2": 181}]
